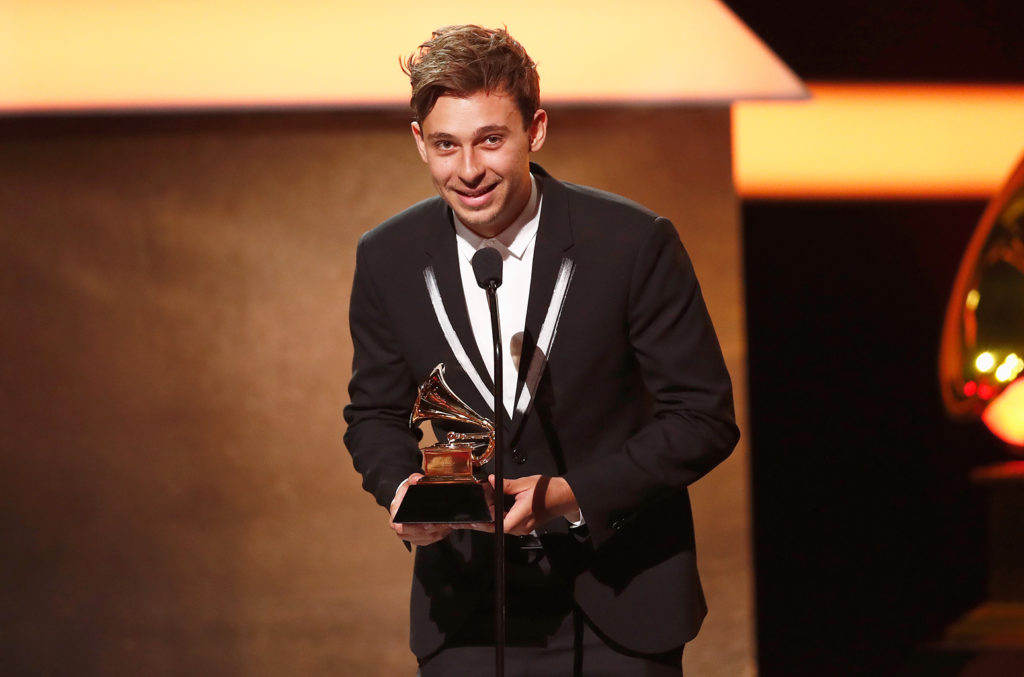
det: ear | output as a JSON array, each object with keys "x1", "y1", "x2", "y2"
[
  {"x1": 528, "y1": 109, "x2": 548, "y2": 153},
  {"x1": 411, "y1": 121, "x2": 428, "y2": 163}
]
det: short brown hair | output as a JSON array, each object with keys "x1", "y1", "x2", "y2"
[{"x1": 401, "y1": 25, "x2": 540, "y2": 129}]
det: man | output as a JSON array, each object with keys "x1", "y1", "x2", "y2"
[{"x1": 344, "y1": 25, "x2": 738, "y2": 676}]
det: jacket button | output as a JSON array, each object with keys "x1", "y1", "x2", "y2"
[
  {"x1": 611, "y1": 518, "x2": 626, "y2": 531},
  {"x1": 512, "y1": 447, "x2": 527, "y2": 464}
]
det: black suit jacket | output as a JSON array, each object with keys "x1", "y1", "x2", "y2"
[{"x1": 344, "y1": 164, "x2": 739, "y2": 657}]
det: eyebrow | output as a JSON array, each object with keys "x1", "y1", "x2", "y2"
[
  {"x1": 426, "y1": 124, "x2": 511, "y2": 141},
  {"x1": 474, "y1": 124, "x2": 511, "y2": 136}
]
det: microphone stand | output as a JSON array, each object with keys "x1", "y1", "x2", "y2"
[{"x1": 483, "y1": 279, "x2": 506, "y2": 677}]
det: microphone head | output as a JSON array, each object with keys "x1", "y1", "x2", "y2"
[{"x1": 472, "y1": 246, "x2": 503, "y2": 289}]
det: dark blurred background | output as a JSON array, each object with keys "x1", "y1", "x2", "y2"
[{"x1": 728, "y1": 0, "x2": 1024, "y2": 673}]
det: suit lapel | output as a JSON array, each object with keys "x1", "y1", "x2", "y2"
[
  {"x1": 511, "y1": 167, "x2": 575, "y2": 435},
  {"x1": 419, "y1": 167, "x2": 575, "y2": 433},
  {"x1": 421, "y1": 202, "x2": 495, "y2": 418}
]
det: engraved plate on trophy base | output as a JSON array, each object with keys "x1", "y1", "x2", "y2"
[{"x1": 422, "y1": 446, "x2": 473, "y2": 479}]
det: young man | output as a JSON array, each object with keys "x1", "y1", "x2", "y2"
[{"x1": 344, "y1": 25, "x2": 738, "y2": 676}]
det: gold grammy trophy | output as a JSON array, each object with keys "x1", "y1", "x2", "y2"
[{"x1": 392, "y1": 363, "x2": 495, "y2": 523}]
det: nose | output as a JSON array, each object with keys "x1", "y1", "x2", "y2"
[{"x1": 458, "y1": 148, "x2": 485, "y2": 186}]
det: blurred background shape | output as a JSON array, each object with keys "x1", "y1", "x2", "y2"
[{"x1": 941, "y1": 155, "x2": 1024, "y2": 447}]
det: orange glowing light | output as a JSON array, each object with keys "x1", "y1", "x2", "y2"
[
  {"x1": 982, "y1": 379, "x2": 1024, "y2": 448},
  {"x1": 0, "y1": 0, "x2": 804, "y2": 113},
  {"x1": 734, "y1": 84, "x2": 1024, "y2": 199}
]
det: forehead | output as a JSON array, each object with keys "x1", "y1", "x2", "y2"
[{"x1": 421, "y1": 91, "x2": 522, "y2": 134}]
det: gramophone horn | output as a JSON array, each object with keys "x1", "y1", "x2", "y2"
[{"x1": 411, "y1": 364, "x2": 495, "y2": 466}]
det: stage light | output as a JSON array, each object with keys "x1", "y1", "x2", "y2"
[
  {"x1": 0, "y1": 0, "x2": 805, "y2": 113},
  {"x1": 976, "y1": 352, "x2": 996, "y2": 373},
  {"x1": 734, "y1": 84, "x2": 1024, "y2": 199},
  {"x1": 982, "y1": 380, "x2": 1024, "y2": 446}
]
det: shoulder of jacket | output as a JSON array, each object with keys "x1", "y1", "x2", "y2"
[
  {"x1": 358, "y1": 196, "x2": 446, "y2": 250},
  {"x1": 535, "y1": 163, "x2": 662, "y2": 229},
  {"x1": 552, "y1": 180, "x2": 668, "y2": 247},
  {"x1": 559, "y1": 180, "x2": 661, "y2": 224}
]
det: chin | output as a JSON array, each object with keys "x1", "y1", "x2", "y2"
[
  {"x1": 459, "y1": 215, "x2": 497, "y2": 232},
  {"x1": 453, "y1": 206, "x2": 497, "y2": 228}
]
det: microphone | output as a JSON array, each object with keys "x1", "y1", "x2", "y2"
[
  {"x1": 472, "y1": 246, "x2": 503, "y2": 290},
  {"x1": 471, "y1": 244, "x2": 506, "y2": 677}
]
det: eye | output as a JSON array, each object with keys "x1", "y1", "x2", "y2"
[
  {"x1": 435, "y1": 140, "x2": 455, "y2": 151},
  {"x1": 483, "y1": 135, "x2": 503, "y2": 146}
]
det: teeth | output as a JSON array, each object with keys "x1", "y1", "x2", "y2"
[{"x1": 459, "y1": 185, "x2": 493, "y2": 197}]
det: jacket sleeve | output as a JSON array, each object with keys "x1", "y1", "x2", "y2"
[
  {"x1": 343, "y1": 235, "x2": 423, "y2": 509},
  {"x1": 562, "y1": 217, "x2": 740, "y2": 547}
]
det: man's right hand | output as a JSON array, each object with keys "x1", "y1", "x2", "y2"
[{"x1": 389, "y1": 473, "x2": 455, "y2": 546}]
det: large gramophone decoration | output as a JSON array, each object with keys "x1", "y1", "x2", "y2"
[
  {"x1": 940, "y1": 154, "x2": 1024, "y2": 448},
  {"x1": 939, "y1": 153, "x2": 1024, "y2": 643},
  {"x1": 392, "y1": 364, "x2": 495, "y2": 524}
]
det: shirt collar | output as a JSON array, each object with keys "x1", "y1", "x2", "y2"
[{"x1": 454, "y1": 173, "x2": 541, "y2": 262}]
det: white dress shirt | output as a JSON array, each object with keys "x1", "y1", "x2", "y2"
[
  {"x1": 452, "y1": 174, "x2": 541, "y2": 416},
  {"x1": 453, "y1": 176, "x2": 584, "y2": 528}
]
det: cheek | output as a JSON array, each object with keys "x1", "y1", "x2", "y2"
[
  {"x1": 496, "y1": 148, "x2": 528, "y2": 177},
  {"x1": 426, "y1": 159, "x2": 451, "y2": 184}
]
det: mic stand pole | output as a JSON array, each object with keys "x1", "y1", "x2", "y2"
[{"x1": 484, "y1": 281, "x2": 505, "y2": 677}]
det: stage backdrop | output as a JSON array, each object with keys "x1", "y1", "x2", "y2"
[{"x1": 0, "y1": 107, "x2": 750, "y2": 676}]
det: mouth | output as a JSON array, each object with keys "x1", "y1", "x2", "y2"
[{"x1": 452, "y1": 183, "x2": 497, "y2": 208}]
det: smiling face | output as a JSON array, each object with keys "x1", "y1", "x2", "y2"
[{"x1": 412, "y1": 90, "x2": 547, "y2": 239}]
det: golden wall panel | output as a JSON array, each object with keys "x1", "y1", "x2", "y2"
[{"x1": 0, "y1": 108, "x2": 749, "y2": 676}]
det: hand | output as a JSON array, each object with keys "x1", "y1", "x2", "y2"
[
  {"x1": 389, "y1": 473, "x2": 454, "y2": 546},
  {"x1": 490, "y1": 474, "x2": 579, "y2": 536}
]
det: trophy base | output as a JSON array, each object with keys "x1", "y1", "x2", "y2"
[{"x1": 392, "y1": 481, "x2": 492, "y2": 524}]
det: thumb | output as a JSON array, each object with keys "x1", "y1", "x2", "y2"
[
  {"x1": 488, "y1": 474, "x2": 523, "y2": 494},
  {"x1": 502, "y1": 476, "x2": 530, "y2": 494}
]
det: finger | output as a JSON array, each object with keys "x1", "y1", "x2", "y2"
[
  {"x1": 489, "y1": 475, "x2": 525, "y2": 494},
  {"x1": 400, "y1": 524, "x2": 453, "y2": 545},
  {"x1": 502, "y1": 475, "x2": 533, "y2": 495},
  {"x1": 502, "y1": 499, "x2": 533, "y2": 535},
  {"x1": 393, "y1": 522, "x2": 436, "y2": 537},
  {"x1": 451, "y1": 521, "x2": 495, "y2": 532},
  {"x1": 391, "y1": 473, "x2": 426, "y2": 519}
]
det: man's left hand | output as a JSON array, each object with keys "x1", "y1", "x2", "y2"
[{"x1": 490, "y1": 474, "x2": 580, "y2": 535}]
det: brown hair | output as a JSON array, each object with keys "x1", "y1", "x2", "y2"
[{"x1": 401, "y1": 25, "x2": 540, "y2": 129}]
